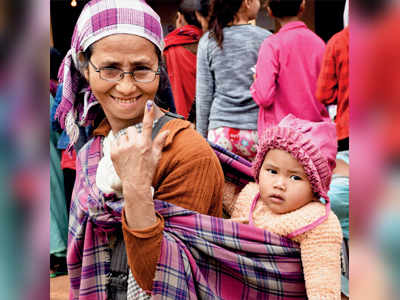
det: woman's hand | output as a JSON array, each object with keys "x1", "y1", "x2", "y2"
[{"x1": 110, "y1": 100, "x2": 169, "y2": 229}]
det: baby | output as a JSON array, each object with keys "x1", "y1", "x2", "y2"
[{"x1": 231, "y1": 114, "x2": 343, "y2": 299}]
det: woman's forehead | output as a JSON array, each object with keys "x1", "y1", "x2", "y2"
[
  {"x1": 92, "y1": 34, "x2": 157, "y2": 54},
  {"x1": 91, "y1": 34, "x2": 158, "y2": 63}
]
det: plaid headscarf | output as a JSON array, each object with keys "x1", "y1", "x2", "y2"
[
  {"x1": 55, "y1": 0, "x2": 164, "y2": 149},
  {"x1": 152, "y1": 200, "x2": 307, "y2": 299}
]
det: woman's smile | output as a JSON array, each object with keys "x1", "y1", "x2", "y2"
[
  {"x1": 110, "y1": 95, "x2": 140, "y2": 104},
  {"x1": 85, "y1": 34, "x2": 160, "y2": 132}
]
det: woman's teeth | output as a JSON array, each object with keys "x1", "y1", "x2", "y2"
[{"x1": 113, "y1": 97, "x2": 138, "y2": 103}]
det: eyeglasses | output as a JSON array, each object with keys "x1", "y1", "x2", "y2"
[{"x1": 88, "y1": 59, "x2": 161, "y2": 83}]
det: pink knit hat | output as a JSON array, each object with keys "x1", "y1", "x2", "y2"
[{"x1": 253, "y1": 114, "x2": 337, "y2": 237}]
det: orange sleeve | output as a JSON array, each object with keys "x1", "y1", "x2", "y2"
[
  {"x1": 122, "y1": 121, "x2": 224, "y2": 291},
  {"x1": 298, "y1": 213, "x2": 343, "y2": 299},
  {"x1": 121, "y1": 211, "x2": 164, "y2": 293}
]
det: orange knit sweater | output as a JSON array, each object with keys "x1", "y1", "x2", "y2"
[
  {"x1": 97, "y1": 118, "x2": 226, "y2": 292},
  {"x1": 231, "y1": 182, "x2": 343, "y2": 300}
]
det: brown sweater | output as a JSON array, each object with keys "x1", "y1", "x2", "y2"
[{"x1": 94, "y1": 118, "x2": 224, "y2": 292}]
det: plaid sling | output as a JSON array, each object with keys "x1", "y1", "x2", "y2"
[{"x1": 152, "y1": 200, "x2": 307, "y2": 299}]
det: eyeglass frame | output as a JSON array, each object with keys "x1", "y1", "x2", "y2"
[{"x1": 88, "y1": 59, "x2": 161, "y2": 83}]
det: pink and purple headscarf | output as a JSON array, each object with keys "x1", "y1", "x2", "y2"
[{"x1": 55, "y1": 0, "x2": 164, "y2": 148}]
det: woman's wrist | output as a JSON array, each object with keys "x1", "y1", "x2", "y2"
[{"x1": 123, "y1": 183, "x2": 157, "y2": 229}]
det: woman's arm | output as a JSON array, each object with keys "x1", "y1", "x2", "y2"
[
  {"x1": 250, "y1": 38, "x2": 279, "y2": 108},
  {"x1": 111, "y1": 101, "x2": 169, "y2": 230},
  {"x1": 119, "y1": 117, "x2": 224, "y2": 291},
  {"x1": 196, "y1": 37, "x2": 215, "y2": 138}
]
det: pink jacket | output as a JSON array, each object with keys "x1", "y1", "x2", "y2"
[{"x1": 251, "y1": 21, "x2": 330, "y2": 137}]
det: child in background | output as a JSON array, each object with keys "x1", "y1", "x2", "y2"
[
  {"x1": 164, "y1": 0, "x2": 203, "y2": 120},
  {"x1": 196, "y1": 0, "x2": 271, "y2": 161},
  {"x1": 251, "y1": 0, "x2": 330, "y2": 138},
  {"x1": 316, "y1": 26, "x2": 349, "y2": 152},
  {"x1": 194, "y1": 0, "x2": 211, "y2": 32},
  {"x1": 231, "y1": 114, "x2": 343, "y2": 299}
]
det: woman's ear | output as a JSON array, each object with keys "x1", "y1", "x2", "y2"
[{"x1": 78, "y1": 52, "x2": 89, "y2": 81}]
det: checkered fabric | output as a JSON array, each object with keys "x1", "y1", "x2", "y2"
[
  {"x1": 127, "y1": 270, "x2": 151, "y2": 300},
  {"x1": 152, "y1": 200, "x2": 307, "y2": 299}
]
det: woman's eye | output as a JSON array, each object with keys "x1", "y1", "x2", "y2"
[
  {"x1": 266, "y1": 169, "x2": 277, "y2": 174},
  {"x1": 101, "y1": 67, "x2": 121, "y2": 78},
  {"x1": 290, "y1": 175, "x2": 302, "y2": 181},
  {"x1": 135, "y1": 65, "x2": 150, "y2": 71}
]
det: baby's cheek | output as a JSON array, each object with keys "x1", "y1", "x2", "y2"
[{"x1": 258, "y1": 185, "x2": 268, "y2": 202}]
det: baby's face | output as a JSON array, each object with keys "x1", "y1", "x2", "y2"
[{"x1": 259, "y1": 149, "x2": 316, "y2": 214}]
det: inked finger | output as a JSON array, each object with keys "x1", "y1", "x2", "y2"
[{"x1": 142, "y1": 100, "x2": 155, "y2": 141}]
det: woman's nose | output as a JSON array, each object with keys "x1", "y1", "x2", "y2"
[{"x1": 114, "y1": 75, "x2": 137, "y2": 95}]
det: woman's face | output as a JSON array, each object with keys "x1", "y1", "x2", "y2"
[{"x1": 84, "y1": 34, "x2": 160, "y2": 133}]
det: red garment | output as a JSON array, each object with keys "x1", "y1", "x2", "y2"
[
  {"x1": 361, "y1": 10, "x2": 400, "y2": 159},
  {"x1": 164, "y1": 25, "x2": 202, "y2": 119},
  {"x1": 61, "y1": 148, "x2": 77, "y2": 170},
  {"x1": 316, "y1": 27, "x2": 349, "y2": 141}
]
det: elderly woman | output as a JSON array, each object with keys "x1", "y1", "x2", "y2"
[{"x1": 55, "y1": 0, "x2": 224, "y2": 299}]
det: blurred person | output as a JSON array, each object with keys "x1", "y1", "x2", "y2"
[
  {"x1": 163, "y1": 0, "x2": 203, "y2": 120},
  {"x1": 359, "y1": 6, "x2": 400, "y2": 162},
  {"x1": 50, "y1": 94, "x2": 68, "y2": 278},
  {"x1": 350, "y1": 1, "x2": 400, "y2": 299},
  {"x1": 51, "y1": 85, "x2": 80, "y2": 216},
  {"x1": 195, "y1": 0, "x2": 211, "y2": 32},
  {"x1": 355, "y1": 4, "x2": 400, "y2": 298},
  {"x1": 50, "y1": 47, "x2": 63, "y2": 97},
  {"x1": 196, "y1": 0, "x2": 271, "y2": 161},
  {"x1": 316, "y1": 26, "x2": 349, "y2": 152},
  {"x1": 373, "y1": 172, "x2": 400, "y2": 298},
  {"x1": 50, "y1": 47, "x2": 69, "y2": 280},
  {"x1": 0, "y1": 0, "x2": 50, "y2": 298},
  {"x1": 251, "y1": 0, "x2": 330, "y2": 139},
  {"x1": 329, "y1": 152, "x2": 349, "y2": 298},
  {"x1": 231, "y1": 115, "x2": 343, "y2": 299},
  {"x1": 54, "y1": 0, "x2": 224, "y2": 298}
]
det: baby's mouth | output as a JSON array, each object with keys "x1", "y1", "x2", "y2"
[{"x1": 269, "y1": 193, "x2": 284, "y2": 202}]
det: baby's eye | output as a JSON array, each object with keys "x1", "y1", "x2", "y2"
[
  {"x1": 266, "y1": 169, "x2": 277, "y2": 174},
  {"x1": 290, "y1": 175, "x2": 302, "y2": 181}
]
